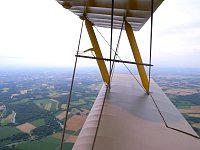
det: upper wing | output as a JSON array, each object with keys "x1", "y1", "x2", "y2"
[{"x1": 56, "y1": 0, "x2": 164, "y2": 31}]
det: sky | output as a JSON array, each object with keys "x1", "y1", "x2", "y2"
[{"x1": 0, "y1": 0, "x2": 200, "y2": 68}]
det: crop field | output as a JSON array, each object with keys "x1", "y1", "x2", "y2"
[
  {"x1": 61, "y1": 104, "x2": 67, "y2": 109},
  {"x1": 30, "y1": 118, "x2": 46, "y2": 127},
  {"x1": 34, "y1": 99, "x2": 59, "y2": 111},
  {"x1": 165, "y1": 88, "x2": 198, "y2": 96},
  {"x1": 56, "y1": 111, "x2": 66, "y2": 120},
  {"x1": 17, "y1": 136, "x2": 61, "y2": 150},
  {"x1": 66, "y1": 135, "x2": 77, "y2": 143},
  {"x1": 51, "y1": 133, "x2": 77, "y2": 143},
  {"x1": 16, "y1": 123, "x2": 36, "y2": 133},
  {"x1": 192, "y1": 123, "x2": 200, "y2": 128},
  {"x1": 66, "y1": 115, "x2": 87, "y2": 131},
  {"x1": 188, "y1": 114, "x2": 200, "y2": 118},
  {"x1": 11, "y1": 98, "x2": 30, "y2": 104},
  {"x1": 0, "y1": 126, "x2": 21, "y2": 139},
  {"x1": 1, "y1": 114, "x2": 12, "y2": 126},
  {"x1": 1, "y1": 88, "x2": 9, "y2": 93},
  {"x1": 179, "y1": 106, "x2": 200, "y2": 114},
  {"x1": 48, "y1": 91, "x2": 62, "y2": 98},
  {"x1": 88, "y1": 83, "x2": 102, "y2": 91},
  {"x1": 71, "y1": 99, "x2": 86, "y2": 106}
]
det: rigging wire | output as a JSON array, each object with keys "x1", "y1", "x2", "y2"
[
  {"x1": 148, "y1": 0, "x2": 154, "y2": 93},
  {"x1": 110, "y1": 17, "x2": 125, "y2": 79},
  {"x1": 93, "y1": 27, "x2": 147, "y2": 93},
  {"x1": 59, "y1": 19, "x2": 84, "y2": 150},
  {"x1": 109, "y1": 0, "x2": 115, "y2": 88}
]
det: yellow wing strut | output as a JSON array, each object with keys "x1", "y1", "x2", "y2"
[
  {"x1": 85, "y1": 18, "x2": 110, "y2": 85},
  {"x1": 125, "y1": 21, "x2": 149, "y2": 92}
]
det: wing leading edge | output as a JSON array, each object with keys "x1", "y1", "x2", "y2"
[{"x1": 56, "y1": 0, "x2": 164, "y2": 31}]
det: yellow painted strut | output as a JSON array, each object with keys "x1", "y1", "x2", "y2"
[
  {"x1": 125, "y1": 21, "x2": 149, "y2": 92},
  {"x1": 85, "y1": 18, "x2": 110, "y2": 85}
]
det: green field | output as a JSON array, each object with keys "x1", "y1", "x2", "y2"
[
  {"x1": 0, "y1": 126, "x2": 21, "y2": 139},
  {"x1": 49, "y1": 91, "x2": 62, "y2": 98},
  {"x1": 11, "y1": 98, "x2": 30, "y2": 104},
  {"x1": 1, "y1": 88, "x2": 9, "y2": 93},
  {"x1": 63, "y1": 143, "x2": 74, "y2": 150},
  {"x1": 175, "y1": 101, "x2": 192, "y2": 109},
  {"x1": 71, "y1": 99, "x2": 87, "y2": 106},
  {"x1": 17, "y1": 136, "x2": 61, "y2": 150},
  {"x1": 34, "y1": 99, "x2": 59, "y2": 111},
  {"x1": 31, "y1": 118, "x2": 46, "y2": 127}
]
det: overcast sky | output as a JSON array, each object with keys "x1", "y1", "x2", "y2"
[{"x1": 0, "y1": 0, "x2": 200, "y2": 68}]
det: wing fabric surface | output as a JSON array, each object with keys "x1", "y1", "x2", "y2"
[
  {"x1": 56, "y1": 0, "x2": 164, "y2": 31},
  {"x1": 73, "y1": 74, "x2": 200, "y2": 150}
]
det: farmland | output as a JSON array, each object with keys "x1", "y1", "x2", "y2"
[
  {"x1": 16, "y1": 123, "x2": 36, "y2": 133},
  {"x1": 0, "y1": 126, "x2": 21, "y2": 140},
  {"x1": 16, "y1": 136, "x2": 61, "y2": 150},
  {"x1": 0, "y1": 67, "x2": 199, "y2": 149},
  {"x1": 30, "y1": 118, "x2": 46, "y2": 127},
  {"x1": 34, "y1": 99, "x2": 59, "y2": 111},
  {"x1": 0, "y1": 68, "x2": 101, "y2": 149}
]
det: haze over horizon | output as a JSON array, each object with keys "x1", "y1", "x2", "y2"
[{"x1": 0, "y1": 0, "x2": 200, "y2": 68}]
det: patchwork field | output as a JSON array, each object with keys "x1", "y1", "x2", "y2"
[
  {"x1": 0, "y1": 69, "x2": 102, "y2": 149},
  {"x1": 16, "y1": 123, "x2": 36, "y2": 133}
]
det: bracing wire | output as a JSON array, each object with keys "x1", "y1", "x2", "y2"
[
  {"x1": 148, "y1": 0, "x2": 154, "y2": 93},
  {"x1": 110, "y1": 17, "x2": 125, "y2": 79},
  {"x1": 59, "y1": 19, "x2": 84, "y2": 150},
  {"x1": 94, "y1": 27, "x2": 147, "y2": 93},
  {"x1": 109, "y1": 0, "x2": 115, "y2": 88}
]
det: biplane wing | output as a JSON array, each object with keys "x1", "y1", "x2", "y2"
[
  {"x1": 73, "y1": 74, "x2": 200, "y2": 150},
  {"x1": 56, "y1": 0, "x2": 200, "y2": 149},
  {"x1": 57, "y1": 0, "x2": 163, "y2": 31}
]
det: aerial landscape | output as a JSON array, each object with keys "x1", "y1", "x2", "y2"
[
  {"x1": 0, "y1": 68, "x2": 102, "y2": 150},
  {"x1": 0, "y1": 67, "x2": 199, "y2": 150}
]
